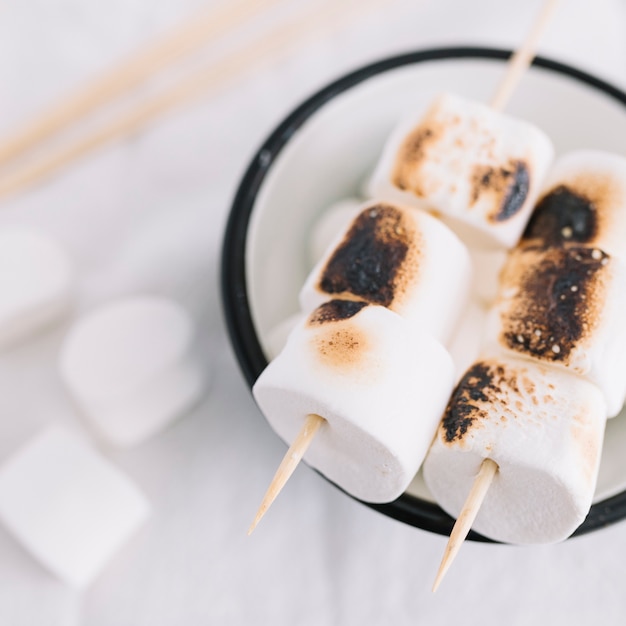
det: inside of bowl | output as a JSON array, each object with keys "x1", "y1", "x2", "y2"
[{"x1": 245, "y1": 54, "x2": 626, "y2": 506}]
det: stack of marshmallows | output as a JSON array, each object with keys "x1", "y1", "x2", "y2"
[
  {"x1": 424, "y1": 149, "x2": 626, "y2": 544},
  {"x1": 255, "y1": 92, "x2": 626, "y2": 544}
]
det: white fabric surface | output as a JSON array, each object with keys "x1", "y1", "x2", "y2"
[{"x1": 0, "y1": 0, "x2": 625, "y2": 624}]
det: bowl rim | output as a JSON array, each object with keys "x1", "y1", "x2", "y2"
[{"x1": 221, "y1": 45, "x2": 626, "y2": 541}]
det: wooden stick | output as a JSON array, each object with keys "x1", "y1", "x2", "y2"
[
  {"x1": 490, "y1": 0, "x2": 561, "y2": 111},
  {"x1": 432, "y1": 458, "x2": 498, "y2": 592},
  {"x1": 0, "y1": 0, "x2": 282, "y2": 167},
  {"x1": 430, "y1": 0, "x2": 561, "y2": 591},
  {"x1": 248, "y1": 413, "x2": 325, "y2": 535},
  {"x1": 0, "y1": 0, "x2": 380, "y2": 201}
]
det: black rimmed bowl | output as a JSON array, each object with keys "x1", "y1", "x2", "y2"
[{"x1": 221, "y1": 46, "x2": 626, "y2": 541}]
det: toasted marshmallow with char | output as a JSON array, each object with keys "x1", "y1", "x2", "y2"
[
  {"x1": 308, "y1": 198, "x2": 362, "y2": 268},
  {"x1": 300, "y1": 200, "x2": 471, "y2": 344},
  {"x1": 423, "y1": 356, "x2": 606, "y2": 544},
  {"x1": 253, "y1": 300, "x2": 454, "y2": 503},
  {"x1": 484, "y1": 245, "x2": 626, "y2": 416},
  {"x1": 520, "y1": 150, "x2": 626, "y2": 260},
  {"x1": 367, "y1": 93, "x2": 554, "y2": 249}
]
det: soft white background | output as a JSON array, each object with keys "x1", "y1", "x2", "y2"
[{"x1": 0, "y1": 0, "x2": 625, "y2": 624}]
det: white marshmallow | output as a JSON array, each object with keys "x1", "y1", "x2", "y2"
[
  {"x1": 423, "y1": 356, "x2": 606, "y2": 544},
  {"x1": 299, "y1": 200, "x2": 472, "y2": 344},
  {"x1": 253, "y1": 301, "x2": 454, "y2": 503},
  {"x1": 521, "y1": 150, "x2": 626, "y2": 260},
  {"x1": 447, "y1": 299, "x2": 487, "y2": 383},
  {"x1": 0, "y1": 427, "x2": 149, "y2": 588},
  {"x1": 483, "y1": 246, "x2": 626, "y2": 417},
  {"x1": 0, "y1": 228, "x2": 73, "y2": 349},
  {"x1": 367, "y1": 93, "x2": 554, "y2": 249},
  {"x1": 469, "y1": 247, "x2": 507, "y2": 306},
  {"x1": 264, "y1": 313, "x2": 303, "y2": 361},
  {"x1": 59, "y1": 296, "x2": 207, "y2": 447},
  {"x1": 308, "y1": 198, "x2": 362, "y2": 267}
]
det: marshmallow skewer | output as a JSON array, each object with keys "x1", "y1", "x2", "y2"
[
  {"x1": 432, "y1": 458, "x2": 497, "y2": 593},
  {"x1": 431, "y1": 0, "x2": 561, "y2": 589},
  {"x1": 249, "y1": 201, "x2": 465, "y2": 533},
  {"x1": 251, "y1": 0, "x2": 559, "y2": 541},
  {"x1": 248, "y1": 413, "x2": 324, "y2": 535},
  {"x1": 489, "y1": 0, "x2": 562, "y2": 112}
]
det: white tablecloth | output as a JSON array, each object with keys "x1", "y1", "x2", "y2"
[{"x1": 1, "y1": 1, "x2": 625, "y2": 624}]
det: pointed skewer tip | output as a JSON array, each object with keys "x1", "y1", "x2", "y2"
[
  {"x1": 431, "y1": 458, "x2": 498, "y2": 592},
  {"x1": 247, "y1": 413, "x2": 325, "y2": 535}
]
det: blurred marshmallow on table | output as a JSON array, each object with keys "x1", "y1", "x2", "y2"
[
  {"x1": 59, "y1": 296, "x2": 208, "y2": 447},
  {"x1": 0, "y1": 229, "x2": 73, "y2": 349},
  {"x1": 0, "y1": 427, "x2": 149, "y2": 589}
]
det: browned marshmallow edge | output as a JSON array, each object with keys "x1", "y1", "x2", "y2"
[
  {"x1": 306, "y1": 300, "x2": 372, "y2": 373},
  {"x1": 470, "y1": 160, "x2": 530, "y2": 223},
  {"x1": 390, "y1": 101, "x2": 443, "y2": 199},
  {"x1": 521, "y1": 173, "x2": 623, "y2": 249},
  {"x1": 497, "y1": 246, "x2": 610, "y2": 364},
  {"x1": 440, "y1": 358, "x2": 602, "y2": 487},
  {"x1": 390, "y1": 101, "x2": 531, "y2": 223}
]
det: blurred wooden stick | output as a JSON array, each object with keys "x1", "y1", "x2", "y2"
[
  {"x1": 0, "y1": 0, "x2": 282, "y2": 168},
  {"x1": 490, "y1": 0, "x2": 561, "y2": 111},
  {"x1": 0, "y1": 0, "x2": 379, "y2": 201}
]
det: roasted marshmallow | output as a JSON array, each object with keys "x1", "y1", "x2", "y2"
[
  {"x1": 423, "y1": 356, "x2": 606, "y2": 544},
  {"x1": 300, "y1": 201, "x2": 472, "y2": 344},
  {"x1": 520, "y1": 150, "x2": 626, "y2": 260},
  {"x1": 483, "y1": 246, "x2": 626, "y2": 416},
  {"x1": 253, "y1": 300, "x2": 455, "y2": 503},
  {"x1": 366, "y1": 93, "x2": 554, "y2": 249}
]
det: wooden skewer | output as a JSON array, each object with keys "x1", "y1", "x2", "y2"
[
  {"x1": 432, "y1": 0, "x2": 561, "y2": 591},
  {"x1": 248, "y1": 0, "x2": 561, "y2": 541},
  {"x1": 490, "y1": 0, "x2": 561, "y2": 111},
  {"x1": 0, "y1": 0, "x2": 383, "y2": 202},
  {"x1": 248, "y1": 413, "x2": 325, "y2": 535},
  {"x1": 431, "y1": 458, "x2": 498, "y2": 592},
  {"x1": 0, "y1": 0, "x2": 282, "y2": 168}
]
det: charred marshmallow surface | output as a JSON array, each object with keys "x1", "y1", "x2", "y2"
[
  {"x1": 522, "y1": 185, "x2": 598, "y2": 248},
  {"x1": 253, "y1": 301, "x2": 454, "y2": 503},
  {"x1": 300, "y1": 201, "x2": 472, "y2": 343},
  {"x1": 497, "y1": 246, "x2": 609, "y2": 364},
  {"x1": 317, "y1": 204, "x2": 418, "y2": 308},
  {"x1": 366, "y1": 93, "x2": 554, "y2": 249},
  {"x1": 485, "y1": 245, "x2": 626, "y2": 416},
  {"x1": 423, "y1": 356, "x2": 606, "y2": 544},
  {"x1": 520, "y1": 150, "x2": 626, "y2": 260}
]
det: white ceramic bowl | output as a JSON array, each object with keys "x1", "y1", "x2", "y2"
[{"x1": 222, "y1": 47, "x2": 626, "y2": 540}]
